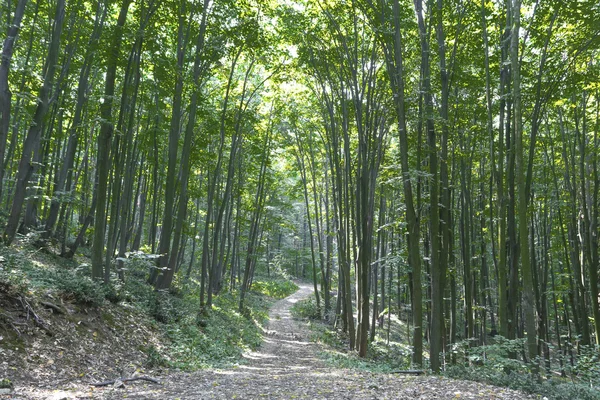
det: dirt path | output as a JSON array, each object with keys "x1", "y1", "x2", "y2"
[{"x1": 14, "y1": 283, "x2": 538, "y2": 399}]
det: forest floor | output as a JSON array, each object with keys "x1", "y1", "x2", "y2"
[{"x1": 6, "y1": 282, "x2": 540, "y2": 399}]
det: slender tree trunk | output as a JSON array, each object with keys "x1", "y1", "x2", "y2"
[
  {"x1": 295, "y1": 136, "x2": 321, "y2": 312},
  {"x1": 0, "y1": 0, "x2": 27, "y2": 204},
  {"x1": 414, "y1": 0, "x2": 443, "y2": 371},
  {"x1": 210, "y1": 55, "x2": 259, "y2": 298},
  {"x1": 511, "y1": 0, "x2": 537, "y2": 363},
  {"x1": 589, "y1": 97, "x2": 600, "y2": 346},
  {"x1": 43, "y1": 0, "x2": 107, "y2": 238},
  {"x1": 157, "y1": 0, "x2": 211, "y2": 290},
  {"x1": 202, "y1": 46, "x2": 242, "y2": 307},
  {"x1": 1, "y1": 1, "x2": 39, "y2": 210},
  {"x1": 149, "y1": 102, "x2": 160, "y2": 253},
  {"x1": 116, "y1": 37, "x2": 146, "y2": 281},
  {"x1": 91, "y1": 0, "x2": 131, "y2": 281},
  {"x1": 131, "y1": 172, "x2": 147, "y2": 252},
  {"x1": 150, "y1": 4, "x2": 189, "y2": 286},
  {"x1": 239, "y1": 123, "x2": 272, "y2": 312},
  {"x1": 4, "y1": 0, "x2": 65, "y2": 245},
  {"x1": 384, "y1": 0, "x2": 423, "y2": 367}
]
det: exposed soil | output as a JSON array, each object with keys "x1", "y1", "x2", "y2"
[
  {"x1": 0, "y1": 281, "x2": 163, "y2": 399},
  {"x1": 4, "y1": 283, "x2": 538, "y2": 399}
]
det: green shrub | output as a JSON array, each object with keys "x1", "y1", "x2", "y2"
[
  {"x1": 251, "y1": 278, "x2": 298, "y2": 299},
  {"x1": 117, "y1": 275, "x2": 155, "y2": 305},
  {"x1": 143, "y1": 345, "x2": 169, "y2": 368},
  {"x1": 0, "y1": 378, "x2": 12, "y2": 389},
  {"x1": 304, "y1": 320, "x2": 412, "y2": 373},
  {"x1": 446, "y1": 337, "x2": 600, "y2": 399},
  {"x1": 0, "y1": 247, "x2": 106, "y2": 307},
  {"x1": 309, "y1": 322, "x2": 347, "y2": 350},
  {"x1": 450, "y1": 336, "x2": 528, "y2": 373},
  {"x1": 107, "y1": 270, "x2": 186, "y2": 324},
  {"x1": 0, "y1": 252, "x2": 31, "y2": 295},
  {"x1": 149, "y1": 290, "x2": 187, "y2": 324},
  {"x1": 102, "y1": 283, "x2": 122, "y2": 304},
  {"x1": 445, "y1": 366, "x2": 600, "y2": 400},
  {"x1": 53, "y1": 270, "x2": 105, "y2": 307},
  {"x1": 568, "y1": 345, "x2": 600, "y2": 386},
  {"x1": 0, "y1": 268, "x2": 27, "y2": 296},
  {"x1": 165, "y1": 290, "x2": 270, "y2": 370},
  {"x1": 291, "y1": 297, "x2": 321, "y2": 320},
  {"x1": 367, "y1": 338, "x2": 412, "y2": 371}
]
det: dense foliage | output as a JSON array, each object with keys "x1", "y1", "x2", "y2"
[{"x1": 0, "y1": 0, "x2": 599, "y2": 395}]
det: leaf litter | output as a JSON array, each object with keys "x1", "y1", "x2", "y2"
[{"x1": 3, "y1": 283, "x2": 538, "y2": 399}]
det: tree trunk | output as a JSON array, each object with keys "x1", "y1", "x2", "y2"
[
  {"x1": 414, "y1": 0, "x2": 442, "y2": 372},
  {"x1": 156, "y1": 0, "x2": 211, "y2": 290},
  {"x1": 380, "y1": 0, "x2": 423, "y2": 367},
  {"x1": 43, "y1": 0, "x2": 107, "y2": 238},
  {"x1": 4, "y1": 0, "x2": 65, "y2": 245},
  {"x1": 0, "y1": 0, "x2": 28, "y2": 204},
  {"x1": 91, "y1": 0, "x2": 131, "y2": 281},
  {"x1": 511, "y1": 0, "x2": 537, "y2": 363},
  {"x1": 239, "y1": 122, "x2": 272, "y2": 312},
  {"x1": 150, "y1": 4, "x2": 190, "y2": 286}
]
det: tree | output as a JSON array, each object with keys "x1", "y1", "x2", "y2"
[
  {"x1": 511, "y1": 0, "x2": 537, "y2": 363},
  {"x1": 91, "y1": 0, "x2": 132, "y2": 281},
  {"x1": 0, "y1": 0, "x2": 28, "y2": 204},
  {"x1": 4, "y1": 0, "x2": 65, "y2": 244}
]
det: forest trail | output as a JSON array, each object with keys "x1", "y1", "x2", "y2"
[{"x1": 16, "y1": 283, "x2": 536, "y2": 399}]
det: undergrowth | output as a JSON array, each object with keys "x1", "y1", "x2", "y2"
[
  {"x1": 251, "y1": 278, "x2": 298, "y2": 299},
  {"x1": 0, "y1": 244, "x2": 299, "y2": 371},
  {"x1": 313, "y1": 322, "x2": 412, "y2": 373},
  {"x1": 293, "y1": 295, "x2": 600, "y2": 400},
  {"x1": 290, "y1": 296, "x2": 321, "y2": 320},
  {"x1": 445, "y1": 337, "x2": 600, "y2": 400},
  {"x1": 134, "y1": 274, "x2": 296, "y2": 369},
  {"x1": 291, "y1": 298, "x2": 412, "y2": 373},
  {"x1": 164, "y1": 290, "x2": 270, "y2": 369},
  {"x1": 158, "y1": 275, "x2": 296, "y2": 370},
  {"x1": 445, "y1": 366, "x2": 600, "y2": 400},
  {"x1": 0, "y1": 245, "x2": 106, "y2": 306}
]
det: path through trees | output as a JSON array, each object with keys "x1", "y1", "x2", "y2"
[
  {"x1": 1, "y1": 0, "x2": 599, "y2": 383},
  {"x1": 17, "y1": 284, "x2": 536, "y2": 399}
]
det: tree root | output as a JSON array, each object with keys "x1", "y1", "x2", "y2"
[
  {"x1": 390, "y1": 370, "x2": 425, "y2": 375},
  {"x1": 0, "y1": 312, "x2": 23, "y2": 336},
  {"x1": 18, "y1": 295, "x2": 52, "y2": 336},
  {"x1": 39, "y1": 301, "x2": 67, "y2": 315},
  {"x1": 91, "y1": 376, "x2": 162, "y2": 387}
]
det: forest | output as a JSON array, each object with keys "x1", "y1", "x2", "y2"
[{"x1": 0, "y1": 0, "x2": 599, "y2": 398}]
